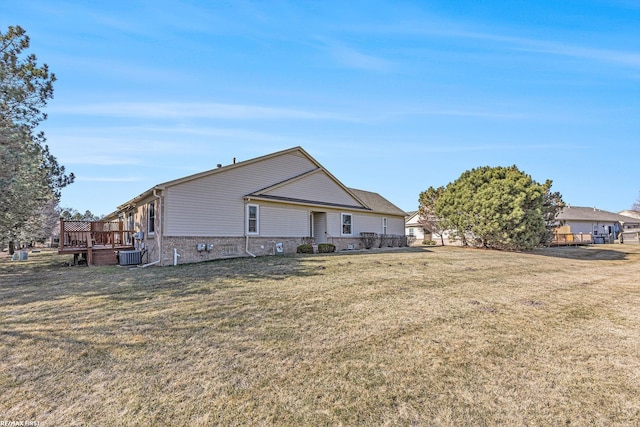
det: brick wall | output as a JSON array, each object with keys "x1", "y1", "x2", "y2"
[
  {"x1": 160, "y1": 236, "x2": 315, "y2": 266},
  {"x1": 154, "y1": 235, "x2": 404, "y2": 266}
]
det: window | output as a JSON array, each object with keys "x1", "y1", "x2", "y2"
[
  {"x1": 127, "y1": 212, "x2": 135, "y2": 231},
  {"x1": 341, "y1": 213, "x2": 352, "y2": 235},
  {"x1": 126, "y1": 212, "x2": 135, "y2": 244},
  {"x1": 382, "y1": 217, "x2": 388, "y2": 235},
  {"x1": 247, "y1": 204, "x2": 259, "y2": 234},
  {"x1": 148, "y1": 201, "x2": 155, "y2": 235},
  {"x1": 408, "y1": 227, "x2": 415, "y2": 237}
]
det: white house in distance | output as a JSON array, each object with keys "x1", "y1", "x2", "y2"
[
  {"x1": 405, "y1": 211, "x2": 432, "y2": 245},
  {"x1": 104, "y1": 146, "x2": 406, "y2": 266}
]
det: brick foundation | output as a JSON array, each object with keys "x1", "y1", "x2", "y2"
[
  {"x1": 159, "y1": 236, "x2": 305, "y2": 266},
  {"x1": 148, "y1": 235, "x2": 407, "y2": 266}
]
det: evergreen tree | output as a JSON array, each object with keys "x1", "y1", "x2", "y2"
[
  {"x1": 434, "y1": 165, "x2": 563, "y2": 250},
  {"x1": 1, "y1": 25, "x2": 74, "y2": 252}
]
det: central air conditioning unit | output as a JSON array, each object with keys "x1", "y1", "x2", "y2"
[{"x1": 119, "y1": 250, "x2": 142, "y2": 266}]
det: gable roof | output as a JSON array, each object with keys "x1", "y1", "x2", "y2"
[
  {"x1": 113, "y1": 146, "x2": 403, "y2": 216},
  {"x1": 619, "y1": 210, "x2": 640, "y2": 220},
  {"x1": 557, "y1": 206, "x2": 639, "y2": 224},
  {"x1": 404, "y1": 210, "x2": 420, "y2": 225},
  {"x1": 348, "y1": 188, "x2": 406, "y2": 216},
  {"x1": 247, "y1": 167, "x2": 368, "y2": 210}
]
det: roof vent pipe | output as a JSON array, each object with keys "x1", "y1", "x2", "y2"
[
  {"x1": 217, "y1": 164, "x2": 222, "y2": 168},
  {"x1": 233, "y1": 157, "x2": 236, "y2": 164}
]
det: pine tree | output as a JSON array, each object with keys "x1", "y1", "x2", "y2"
[
  {"x1": 1, "y1": 25, "x2": 74, "y2": 252},
  {"x1": 433, "y1": 165, "x2": 563, "y2": 250}
]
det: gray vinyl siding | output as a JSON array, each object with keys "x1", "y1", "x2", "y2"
[
  {"x1": 259, "y1": 204, "x2": 309, "y2": 237},
  {"x1": 264, "y1": 171, "x2": 361, "y2": 206},
  {"x1": 352, "y1": 213, "x2": 405, "y2": 235},
  {"x1": 387, "y1": 217, "x2": 405, "y2": 235},
  {"x1": 322, "y1": 210, "x2": 405, "y2": 237},
  {"x1": 326, "y1": 212, "x2": 342, "y2": 237},
  {"x1": 353, "y1": 214, "x2": 382, "y2": 235},
  {"x1": 164, "y1": 153, "x2": 316, "y2": 236}
]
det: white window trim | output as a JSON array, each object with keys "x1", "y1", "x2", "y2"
[
  {"x1": 247, "y1": 204, "x2": 259, "y2": 235},
  {"x1": 148, "y1": 202, "x2": 155, "y2": 236},
  {"x1": 382, "y1": 217, "x2": 388, "y2": 235},
  {"x1": 341, "y1": 213, "x2": 353, "y2": 236}
]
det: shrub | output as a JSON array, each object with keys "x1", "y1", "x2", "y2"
[
  {"x1": 360, "y1": 232, "x2": 378, "y2": 249},
  {"x1": 296, "y1": 244, "x2": 314, "y2": 254},
  {"x1": 317, "y1": 243, "x2": 336, "y2": 253},
  {"x1": 423, "y1": 239, "x2": 436, "y2": 245}
]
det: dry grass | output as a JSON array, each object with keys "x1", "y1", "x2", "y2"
[{"x1": 1, "y1": 245, "x2": 640, "y2": 426}]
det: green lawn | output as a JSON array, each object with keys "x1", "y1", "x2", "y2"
[{"x1": 1, "y1": 245, "x2": 639, "y2": 425}]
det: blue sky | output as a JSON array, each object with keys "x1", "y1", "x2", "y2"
[{"x1": 2, "y1": 0, "x2": 639, "y2": 216}]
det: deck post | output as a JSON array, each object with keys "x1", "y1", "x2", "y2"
[{"x1": 60, "y1": 218, "x2": 65, "y2": 247}]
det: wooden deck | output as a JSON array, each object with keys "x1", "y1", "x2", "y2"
[
  {"x1": 550, "y1": 232, "x2": 594, "y2": 246},
  {"x1": 58, "y1": 219, "x2": 136, "y2": 265}
]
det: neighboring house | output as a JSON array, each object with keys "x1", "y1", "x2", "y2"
[
  {"x1": 404, "y1": 211, "x2": 432, "y2": 245},
  {"x1": 617, "y1": 210, "x2": 640, "y2": 243},
  {"x1": 105, "y1": 146, "x2": 406, "y2": 266},
  {"x1": 555, "y1": 206, "x2": 640, "y2": 244},
  {"x1": 619, "y1": 210, "x2": 640, "y2": 221}
]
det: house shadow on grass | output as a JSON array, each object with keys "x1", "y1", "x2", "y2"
[
  {"x1": 530, "y1": 245, "x2": 632, "y2": 261},
  {"x1": 311, "y1": 246, "x2": 435, "y2": 257},
  {"x1": 0, "y1": 246, "x2": 437, "y2": 306},
  {"x1": 0, "y1": 253, "x2": 328, "y2": 307}
]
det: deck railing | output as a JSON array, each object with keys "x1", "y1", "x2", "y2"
[
  {"x1": 59, "y1": 219, "x2": 136, "y2": 250},
  {"x1": 620, "y1": 231, "x2": 640, "y2": 244},
  {"x1": 551, "y1": 232, "x2": 593, "y2": 246}
]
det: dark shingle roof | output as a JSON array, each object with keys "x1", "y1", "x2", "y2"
[
  {"x1": 348, "y1": 188, "x2": 406, "y2": 216},
  {"x1": 557, "y1": 206, "x2": 639, "y2": 223}
]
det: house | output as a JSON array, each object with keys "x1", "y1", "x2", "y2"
[
  {"x1": 404, "y1": 211, "x2": 432, "y2": 245},
  {"x1": 618, "y1": 210, "x2": 640, "y2": 221},
  {"x1": 618, "y1": 210, "x2": 640, "y2": 243},
  {"x1": 554, "y1": 206, "x2": 640, "y2": 244},
  {"x1": 100, "y1": 146, "x2": 406, "y2": 266}
]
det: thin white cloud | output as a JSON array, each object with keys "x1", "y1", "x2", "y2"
[
  {"x1": 77, "y1": 176, "x2": 142, "y2": 182},
  {"x1": 515, "y1": 42, "x2": 640, "y2": 68},
  {"x1": 137, "y1": 126, "x2": 304, "y2": 142},
  {"x1": 414, "y1": 143, "x2": 587, "y2": 153},
  {"x1": 393, "y1": 109, "x2": 534, "y2": 120},
  {"x1": 46, "y1": 133, "x2": 182, "y2": 165},
  {"x1": 322, "y1": 40, "x2": 394, "y2": 72},
  {"x1": 347, "y1": 22, "x2": 640, "y2": 70},
  {"x1": 51, "y1": 102, "x2": 350, "y2": 121},
  {"x1": 60, "y1": 154, "x2": 141, "y2": 166},
  {"x1": 445, "y1": 29, "x2": 640, "y2": 69}
]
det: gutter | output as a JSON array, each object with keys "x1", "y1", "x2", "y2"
[
  {"x1": 245, "y1": 234, "x2": 256, "y2": 258},
  {"x1": 139, "y1": 189, "x2": 163, "y2": 267},
  {"x1": 244, "y1": 198, "x2": 256, "y2": 258}
]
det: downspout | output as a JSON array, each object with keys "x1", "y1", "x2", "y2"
[
  {"x1": 244, "y1": 198, "x2": 256, "y2": 258},
  {"x1": 139, "y1": 189, "x2": 162, "y2": 267},
  {"x1": 245, "y1": 235, "x2": 256, "y2": 258}
]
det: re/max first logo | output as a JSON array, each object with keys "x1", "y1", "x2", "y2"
[{"x1": 0, "y1": 422, "x2": 40, "y2": 426}]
